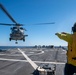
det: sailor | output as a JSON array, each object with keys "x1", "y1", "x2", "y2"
[{"x1": 55, "y1": 22, "x2": 76, "y2": 75}]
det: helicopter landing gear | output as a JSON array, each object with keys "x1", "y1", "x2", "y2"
[
  {"x1": 23, "y1": 38, "x2": 25, "y2": 42},
  {"x1": 9, "y1": 38, "x2": 11, "y2": 41}
]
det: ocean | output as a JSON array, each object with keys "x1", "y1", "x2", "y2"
[{"x1": 0, "y1": 46, "x2": 68, "y2": 50}]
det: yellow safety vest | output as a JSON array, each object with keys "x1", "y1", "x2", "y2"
[{"x1": 56, "y1": 32, "x2": 76, "y2": 66}]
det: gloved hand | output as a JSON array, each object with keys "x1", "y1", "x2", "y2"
[
  {"x1": 55, "y1": 33, "x2": 59, "y2": 35},
  {"x1": 61, "y1": 32, "x2": 66, "y2": 34}
]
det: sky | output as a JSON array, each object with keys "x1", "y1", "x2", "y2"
[{"x1": 0, "y1": 0, "x2": 76, "y2": 46}]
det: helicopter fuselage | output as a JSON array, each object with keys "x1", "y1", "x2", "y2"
[
  {"x1": 0, "y1": 4, "x2": 28, "y2": 43},
  {"x1": 9, "y1": 26, "x2": 28, "y2": 42},
  {"x1": 10, "y1": 33, "x2": 25, "y2": 40}
]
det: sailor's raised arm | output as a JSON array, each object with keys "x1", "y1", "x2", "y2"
[{"x1": 55, "y1": 32, "x2": 71, "y2": 42}]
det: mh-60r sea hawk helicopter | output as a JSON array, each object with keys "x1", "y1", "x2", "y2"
[
  {"x1": 0, "y1": 3, "x2": 28, "y2": 44},
  {"x1": 0, "y1": 3, "x2": 55, "y2": 44}
]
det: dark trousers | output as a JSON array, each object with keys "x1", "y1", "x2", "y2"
[{"x1": 64, "y1": 63, "x2": 76, "y2": 75}]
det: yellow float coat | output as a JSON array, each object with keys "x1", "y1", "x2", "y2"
[{"x1": 56, "y1": 32, "x2": 76, "y2": 66}]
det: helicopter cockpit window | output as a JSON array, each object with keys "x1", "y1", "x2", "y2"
[
  {"x1": 13, "y1": 27, "x2": 17, "y2": 30},
  {"x1": 20, "y1": 27, "x2": 24, "y2": 30},
  {"x1": 20, "y1": 27, "x2": 24, "y2": 33},
  {"x1": 12, "y1": 27, "x2": 18, "y2": 33}
]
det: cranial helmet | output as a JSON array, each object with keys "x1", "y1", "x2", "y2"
[{"x1": 72, "y1": 22, "x2": 76, "y2": 33}]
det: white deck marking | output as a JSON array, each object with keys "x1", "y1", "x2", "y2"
[
  {"x1": 34, "y1": 61, "x2": 65, "y2": 64},
  {"x1": 0, "y1": 58, "x2": 65, "y2": 64},
  {"x1": 18, "y1": 48, "x2": 38, "y2": 69},
  {"x1": 0, "y1": 54, "x2": 22, "y2": 56},
  {"x1": 0, "y1": 58, "x2": 27, "y2": 62}
]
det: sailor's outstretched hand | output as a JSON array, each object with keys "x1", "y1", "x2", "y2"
[
  {"x1": 61, "y1": 32, "x2": 66, "y2": 34},
  {"x1": 55, "y1": 32, "x2": 66, "y2": 35},
  {"x1": 55, "y1": 33, "x2": 58, "y2": 35}
]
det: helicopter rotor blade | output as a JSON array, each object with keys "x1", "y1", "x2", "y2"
[
  {"x1": 15, "y1": 24, "x2": 23, "y2": 26},
  {"x1": 0, "y1": 23, "x2": 15, "y2": 26},
  {"x1": 0, "y1": 23, "x2": 23, "y2": 26},
  {"x1": 31, "y1": 22, "x2": 55, "y2": 25},
  {"x1": 0, "y1": 3, "x2": 17, "y2": 24}
]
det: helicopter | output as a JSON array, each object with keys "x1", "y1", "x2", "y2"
[
  {"x1": 0, "y1": 4, "x2": 28, "y2": 44},
  {"x1": 0, "y1": 3, "x2": 55, "y2": 44}
]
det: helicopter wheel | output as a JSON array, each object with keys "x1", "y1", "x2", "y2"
[
  {"x1": 23, "y1": 39, "x2": 25, "y2": 42},
  {"x1": 9, "y1": 38, "x2": 11, "y2": 41}
]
